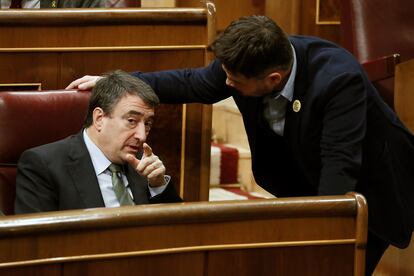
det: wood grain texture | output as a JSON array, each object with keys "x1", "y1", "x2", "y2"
[
  {"x1": 395, "y1": 58, "x2": 414, "y2": 133},
  {"x1": 266, "y1": 0, "x2": 340, "y2": 44},
  {"x1": 0, "y1": 193, "x2": 367, "y2": 276}
]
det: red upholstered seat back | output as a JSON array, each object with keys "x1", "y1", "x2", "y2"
[
  {"x1": 339, "y1": 0, "x2": 414, "y2": 108},
  {"x1": 0, "y1": 90, "x2": 90, "y2": 215},
  {"x1": 340, "y1": 0, "x2": 414, "y2": 63}
]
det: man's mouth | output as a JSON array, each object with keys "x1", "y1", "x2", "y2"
[{"x1": 125, "y1": 145, "x2": 140, "y2": 153}]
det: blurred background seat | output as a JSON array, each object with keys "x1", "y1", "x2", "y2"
[{"x1": 340, "y1": 0, "x2": 414, "y2": 109}]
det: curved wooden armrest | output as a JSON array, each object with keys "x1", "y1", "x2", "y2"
[
  {"x1": 395, "y1": 58, "x2": 414, "y2": 132},
  {"x1": 362, "y1": 54, "x2": 401, "y2": 82}
]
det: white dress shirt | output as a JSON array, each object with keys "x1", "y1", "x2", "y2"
[{"x1": 83, "y1": 130, "x2": 168, "y2": 207}]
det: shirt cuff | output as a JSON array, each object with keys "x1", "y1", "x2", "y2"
[{"x1": 148, "y1": 175, "x2": 171, "y2": 197}]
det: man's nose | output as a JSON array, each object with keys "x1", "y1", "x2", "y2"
[{"x1": 133, "y1": 122, "x2": 147, "y2": 141}]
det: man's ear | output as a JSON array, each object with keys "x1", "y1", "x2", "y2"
[
  {"x1": 267, "y1": 71, "x2": 283, "y2": 86},
  {"x1": 92, "y1": 107, "x2": 105, "y2": 131}
]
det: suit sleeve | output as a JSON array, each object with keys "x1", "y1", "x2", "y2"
[
  {"x1": 132, "y1": 59, "x2": 231, "y2": 104},
  {"x1": 318, "y1": 73, "x2": 366, "y2": 195},
  {"x1": 15, "y1": 149, "x2": 59, "y2": 214},
  {"x1": 148, "y1": 181, "x2": 183, "y2": 203}
]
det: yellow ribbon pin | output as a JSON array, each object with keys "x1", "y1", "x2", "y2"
[{"x1": 292, "y1": 99, "x2": 301, "y2": 112}]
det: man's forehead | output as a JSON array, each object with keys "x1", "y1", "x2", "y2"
[
  {"x1": 222, "y1": 64, "x2": 247, "y2": 81},
  {"x1": 116, "y1": 95, "x2": 154, "y2": 113}
]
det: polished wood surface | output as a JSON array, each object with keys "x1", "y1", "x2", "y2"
[
  {"x1": 176, "y1": 0, "x2": 265, "y2": 34},
  {"x1": 266, "y1": 0, "x2": 340, "y2": 44},
  {"x1": 0, "y1": 193, "x2": 367, "y2": 275},
  {"x1": 362, "y1": 54, "x2": 400, "y2": 83},
  {"x1": 362, "y1": 54, "x2": 400, "y2": 109},
  {"x1": 395, "y1": 58, "x2": 414, "y2": 133},
  {"x1": 0, "y1": 6, "x2": 215, "y2": 202},
  {"x1": 374, "y1": 238, "x2": 414, "y2": 276},
  {"x1": 0, "y1": 8, "x2": 206, "y2": 25}
]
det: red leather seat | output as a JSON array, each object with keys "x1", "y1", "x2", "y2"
[
  {"x1": 340, "y1": 0, "x2": 414, "y2": 108},
  {"x1": 0, "y1": 90, "x2": 90, "y2": 215}
]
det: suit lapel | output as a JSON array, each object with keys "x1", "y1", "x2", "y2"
[
  {"x1": 284, "y1": 96, "x2": 303, "y2": 147},
  {"x1": 125, "y1": 165, "x2": 150, "y2": 204},
  {"x1": 285, "y1": 39, "x2": 308, "y2": 147},
  {"x1": 67, "y1": 132, "x2": 105, "y2": 208}
]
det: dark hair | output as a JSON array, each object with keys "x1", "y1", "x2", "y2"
[
  {"x1": 83, "y1": 70, "x2": 159, "y2": 128},
  {"x1": 210, "y1": 15, "x2": 293, "y2": 78}
]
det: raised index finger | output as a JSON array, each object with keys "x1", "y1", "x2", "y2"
[{"x1": 143, "y1": 143, "x2": 153, "y2": 157}]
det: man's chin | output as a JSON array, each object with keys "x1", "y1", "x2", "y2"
[
  {"x1": 120, "y1": 151, "x2": 136, "y2": 164},
  {"x1": 126, "y1": 150, "x2": 138, "y2": 157}
]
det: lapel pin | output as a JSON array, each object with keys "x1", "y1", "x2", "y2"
[{"x1": 292, "y1": 99, "x2": 301, "y2": 112}]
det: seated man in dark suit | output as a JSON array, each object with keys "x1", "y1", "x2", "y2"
[{"x1": 15, "y1": 70, "x2": 181, "y2": 214}]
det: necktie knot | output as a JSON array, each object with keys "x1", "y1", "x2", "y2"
[{"x1": 108, "y1": 163, "x2": 122, "y2": 174}]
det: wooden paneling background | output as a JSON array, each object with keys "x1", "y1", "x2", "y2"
[{"x1": 266, "y1": 0, "x2": 340, "y2": 44}]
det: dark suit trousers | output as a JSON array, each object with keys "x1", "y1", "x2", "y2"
[{"x1": 365, "y1": 230, "x2": 389, "y2": 275}]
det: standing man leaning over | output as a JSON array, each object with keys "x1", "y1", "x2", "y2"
[
  {"x1": 16, "y1": 70, "x2": 181, "y2": 214},
  {"x1": 67, "y1": 16, "x2": 414, "y2": 275}
]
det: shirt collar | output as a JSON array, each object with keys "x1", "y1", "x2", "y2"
[
  {"x1": 274, "y1": 44, "x2": 297, "y2": 102},
  {"x1": 83, "y1": 129, "x2": 112, "y2": 176}
]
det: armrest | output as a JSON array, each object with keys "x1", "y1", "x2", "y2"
[
  {"x1": 362, "y1": 54, "x2": 401, "y2": 82},
  {"x1": 395, "y1": 58, "x2": 414, "y2": 132}
]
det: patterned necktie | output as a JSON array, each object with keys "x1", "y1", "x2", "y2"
[{"x1": 108, "y1": 164, "x2": 134, "y2": 206}]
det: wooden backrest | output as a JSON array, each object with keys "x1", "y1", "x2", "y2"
[
  {"x1": 361, "y1": 54, "x2": 400, "y2": 107},
  {"x1": 0, "y1": 193, "x2": 368, "y2": 276},
  {"x1": 0, "y1": 4, "x2": 217, "y2": 203}
]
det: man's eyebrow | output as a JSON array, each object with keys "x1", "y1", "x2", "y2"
[
  {"x1": 121, "y1": 110, "x2": 143, "y2": 118},
  {"x1": 122, "y1": 110, "x2": 155, "y2": 119},
  {"x1": 127, "y1": 110, "x2": 143, "y2": 116}
]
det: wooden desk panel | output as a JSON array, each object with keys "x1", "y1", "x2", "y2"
[
  {"x1": 0, "y1": 193, "x2": 367, "y2": 276},
  {"x1": 59, "y1": 49, "x2": 206, "y2": 88},
  {"x1": 0, "y1": 53, "x2": 59, "y2": 90},
  {"x1": 207, "y1": 246, "x2": 355, "y2": 276},
  {"x1": 0, "y1": 25, "x2": 206, "y2": 48}
]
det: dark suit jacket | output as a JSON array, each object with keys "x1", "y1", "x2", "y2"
[
  {"x1": 134, "y1": 35, "x2": 414, "y2": 248},
  {"x1": 40, "y1": 0, "x2": 102, "y2": 8},
  {"x1": 15, "y1": 132, "x2": 181, "y2": 214}
]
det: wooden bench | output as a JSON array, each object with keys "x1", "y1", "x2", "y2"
[{"x1": 0, "y1": 193, "x2": 367, "y2": 275}]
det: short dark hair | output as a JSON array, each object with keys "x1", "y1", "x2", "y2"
[
  {"x1": 210, "y1": 15, "x2": 293, "y2": 78},
  {"x1": 83, "y1": 70, "x2": 159, "y2": 128}
]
